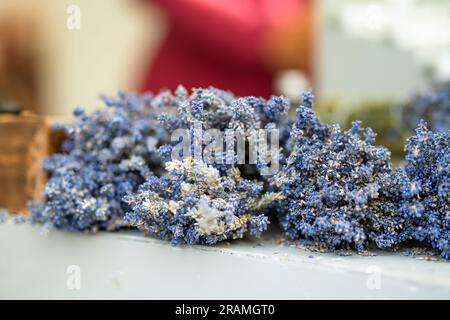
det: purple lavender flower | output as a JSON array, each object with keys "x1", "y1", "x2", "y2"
[
  {"x1": 123, "y1": 86, "x2": 290, "y2": 244},
  {"x1": 398, "y1": 121, "x2": 449, "y2": 259},
  {"x1": 273, "y1": 91, "x2": 403, "y2": 252},
  {"x1": 30, "y1": 92, "x2": 169, "y2": 232},
  {"x1": 23, "y1": 85, "x2": 450, "y2": 258},
  {"x1": 156, "y1": 85, "x2": 292, "y2": 175},
  {"x1": 123, "y1": 158, "x2": 271, "y2": 245}
]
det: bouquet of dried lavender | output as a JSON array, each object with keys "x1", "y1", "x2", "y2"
[
  {"x1": 123, "y1": 86, "x2": 289, "y2": 245},
  {"x1": 156, "y1": 86, "x2": 290, "y2": 133},
  {"x1": 123, "y1": 158, "x2": 271, "y2": 245},
  {"x1": 23, "y1": 85, "x2": 450, "y2": 258},
  {"x1": 30, "y1": 92, "x2": 169, "y2": 232},
  {"x1": 397, "y1": 121, "x2": 449, "y2": 259},
  {"x1": 272, "y1": 91, "x2": 404, "y2": 253},
  {"x1": 156, "y1": 86, "x2": 291, "y2": 176}
]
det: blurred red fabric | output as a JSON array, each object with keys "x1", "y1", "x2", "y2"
[{"x1": 141, "y1": 0, "x2": 305, "y2": 97}]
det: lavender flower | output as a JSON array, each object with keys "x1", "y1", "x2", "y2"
[
  {"x1": 156, "y1": 86, "x2": 290, "y2": 133},
  {"x1": 121, "y1": 87, "x2": 293, "y2": 244},
  {"x1": 398, "y1": 121, "x2": 450, "y2": 259},
  {"x1": 273, "y1": 91, "x2": 403, "y2": 252},
  {"x1": 156, "y1": 85, "x2": 291, "y2": 174},
  {"x1": 123, "y1": 158, "x2": 271, "y2": 245},
  {"x1": 27, "y1": 85, "x2": 448, "y2": 258},
  {"x1": 30, "y1": 92, "x2": 169, "y2": 232}
]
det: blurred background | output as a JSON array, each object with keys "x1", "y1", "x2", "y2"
[{"x1": 0, "y1": 0, "x2": 449, "y2": 127}]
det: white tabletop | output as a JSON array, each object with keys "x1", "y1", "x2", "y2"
[{"x1": 0, "y1": 222, "x2": 449, "y2": 299}]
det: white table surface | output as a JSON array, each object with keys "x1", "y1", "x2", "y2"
[{"x1": 0, "y1": 222, "x2": 449, "y2": 299}]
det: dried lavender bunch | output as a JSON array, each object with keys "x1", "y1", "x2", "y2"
[
  {"x1": 122, "y1": 86, "x2": 291, "y2": 244},
  {"x1": 30, "y1": 92, "x2": 168, "y2": 232},
  {"x1": 157, "y1": 85, "x2": 290, "y2": 133},
  {"x1": 273, "y1": 91, "x2": 403, "y2": 252},
  {"x1": 156, "y1": 85, "x2": 291, "y2": 174},
  {"x1": 398, "y1": 121, "x2": 450, "y2": 259},
  {"x1": 403, "y1": 82, "x2": 450, "y2": 132},
  {"x1": 123, "y1": 158, "x2": 272, "y2": 245}
]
